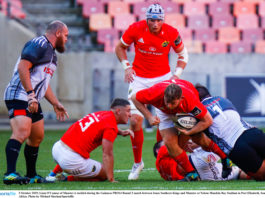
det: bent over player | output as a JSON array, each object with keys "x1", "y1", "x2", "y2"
[
  {"x1": 46, "y1": 98, "x2": 132, "y2": 182},
  {"x1": 194, "y1": 84, "x2": 265, "y2": 181},
  {"x1": 3, "y1": 20, "x2": 69, "y2": 185},
  {"x1": 131, "y1": 79, "x2": 232, "y2": 181},
  {"x1": 115, "y1": 3, "x2": 188, "y2": 180}
]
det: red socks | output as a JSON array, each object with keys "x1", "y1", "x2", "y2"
[
  {"x1": 174, "y1": 150, "x2": 194, "y2": 173},
  {"x1": 130, "y1": 128, "x2": 144, "y2": 163},
  {"x1": 52, "y1": 164, "x2": 63, "y2": 174},
  {"x1": 205, "y1": 140, "x2": 227, "y2": 159}
]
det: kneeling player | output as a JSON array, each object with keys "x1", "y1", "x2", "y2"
[
  {"x1": 46, "y1": 98, "x2": 132, "y2": 182},
  {"x1": 154, "y1": 141, "x2": 248, "y2": 181}
]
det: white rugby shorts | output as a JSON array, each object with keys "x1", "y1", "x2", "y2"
[
  {"x1": 52, "y1": 141, "x2": 102, "y2": 178},
  {"x1": 128, "y1": 72, "x2": 172, "y2": 116}
]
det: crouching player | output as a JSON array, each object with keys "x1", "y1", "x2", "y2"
[
  {"x1": 154, "y1": 141, "x2": 248, "y2": 181},
  {"x1": 46, "y1": 98, "x2": 132, "y2": 182}
]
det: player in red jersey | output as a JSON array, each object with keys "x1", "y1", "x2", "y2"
[
  {"x1": 46, "y1": 98, "x2": 132, "y2": 183},
  {"x1": 115, "y1": 3, "x2": 189, "y2": 180},
  {"x1": 131, "y1": 79, "x2": 233, "y2": 181}
]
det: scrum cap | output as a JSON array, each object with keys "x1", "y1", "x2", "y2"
[{"x1": 146, "y1": 4, "x2": 165, "y2": 20}]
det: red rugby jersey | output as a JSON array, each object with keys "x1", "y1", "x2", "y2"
[
  {"x1": 61, "y1": 111, "x2": 118, "y2": 159},
  {"x1": 156, "y1": 145, "x2": 184, "y2": 181},
  {"x1": 121, "y1": 20, "x2": 183, "y2": 78},
  {"x1": 136, "y1": 79, "x2": 207, "y2": 119}
]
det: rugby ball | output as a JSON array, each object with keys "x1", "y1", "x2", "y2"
[{"x1": 173, "y1": 113, "x2": 198, "y2": 129}]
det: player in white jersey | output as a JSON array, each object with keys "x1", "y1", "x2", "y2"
[
  {"x1": 154, "y1": 141, "x2": 246, "y2": 181},
  {"x1": 3, "y1": 20, "x2": 69, "y2": 185},
  {"x1": 193, "y1": 84, "x2": 265, "y2": 181}
]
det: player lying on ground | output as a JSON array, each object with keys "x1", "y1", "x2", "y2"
[
  {"x1": 46, "y1": 98, "x2": 133, "y2": 182},
  {"x1": 154, "y1": 141, "x2": 249, "y2": 181},
  {"x1": 131, "y1": 79, "x2": 232, "y2": 181}
]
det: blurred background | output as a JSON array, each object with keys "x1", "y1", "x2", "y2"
[{"x1": 0, "y1": 0, "x2": 265, "y2": 128}]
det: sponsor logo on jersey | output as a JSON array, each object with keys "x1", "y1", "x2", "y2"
[
  {"x1": 138, "y1": 38, "x2": 144, "y2": 43},
  {"x1": 174, "y1": 36, "x2": 182, "y2": 46},
  {"x1": 149, "y1": 47, "x2": 156, "y2": 51},
  {"x1": 162, "y1": 41, "x2": 169, "y2": 47},
  {"x1": 44, "y1": 67, "x2": 55, "y2": 76},
  {"x1": 191, "y1": 106, "x2": 202, "y2": 116}
]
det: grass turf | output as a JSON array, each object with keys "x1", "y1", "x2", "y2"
[{"x1": 0, "y1": 129, "x2": 265, "y2": 190}]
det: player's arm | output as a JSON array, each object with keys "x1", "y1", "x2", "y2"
[
  {"x1": 171, "y1": 38, "x2": 189, "y2": 79},
  {"x1": 102, "y1": 138, "x2": 116, "y2": 182},
  {"x1": 118, "y1": 129, "x2": 134, "y2": 138},
  {"x1": 45, "y1": 85, "x2": 69, "y2": 121},
  {"x1": 178, "y1": 111, "x2": 213, "y2": 136},
  {"x1": 131, "y1": 93, "x2": 160, "y2": 125},
  {"x1": 115, "y1": 40, "x2": 135, "y2": 83},
  {"x1": 18, "y1": 59, "x2": 39, "y2": 113}
]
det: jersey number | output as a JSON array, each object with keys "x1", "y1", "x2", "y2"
[
  {"x1": 212, "y1": 105, "x2": 227, "y2": 120},
  {"x1": 78, "y1": 113, "x2": 99, "y2": 132}
]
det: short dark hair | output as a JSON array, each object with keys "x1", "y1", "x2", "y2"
[
  {"x1": 46, "y1": 20, "x2": 66, "y2": 34},
  {"x1": 153, "y1": 141, "x2": 164, "y2": 158},
  {"x1": 164, "y1": 84, "x2": 182, "y2": 104},
  {"x1": 195, "y1": 83, "x2": 211, "y2": 101},
  {"x1": 110, "y1": 98, "x2": 130, "y2": 109}
]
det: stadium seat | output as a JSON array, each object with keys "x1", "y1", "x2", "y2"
[
  {"x1": 133, "y1": 2, "x2": 150, "y2": 17},
  {"x1": 194, "y1": 28, "x2": 216, "y2": 42},
  {"x1": 97, "y1": 28, "x2": 120, "y2": 44},
  {"x1": 114, "y1": 14, "x2": 136, "y2": 31},
  {"x1": 124, "y1": 0, "x2": 144, "y2": 3},
  {"x1": 255, "y1": 40, "x2": 265, "y2": 53},
  {"x1": 218, "y1": 27, "x2": 240, "y2": 44},
  {"x1": 211, "y1": 14, "x2": 234, "y2": 29},
  {"x1": 165, "y1": 13, "x2": 185, "y2": 29},
  {"x1": 195, "y1": 0, "x2": 217, "y2": 3},
  {"x1": 108, "y1": 1, "x2": 130, "y2": 16},
  {"x1": 180, "y1": 40, "x2": 203, "y2": 54},
  {"x1": 104, "y1": 39, "x2": 120, "y2": 53},
  {"x1": 82, "y1": 1, "x2": 104, "y2": 18},
  {"x1": 178, "y1": 28, "x2": 193, "y2": 42},
  {"x1": 242, "y1": 28, "x2": 263, "y2": 43},
  {"x1": 260, "y1": 15, "x2": 265, "y2": 28},
  {"x1": 1, "y1": 0, "x2": 26, "y2": 19},
  {"x1": 243, "y1": 0, "x2": 263, "y2": 3},
  {"x1": 172, "y1": 0, "x2": 192, "y2": 4},
  {"x1": 205, "y1": 41, "x2": 227, "y2": 53},
  {"x1": 187, "y1": 15, "x2": 209, "y2": 30},
  {"x1": 183, "y1": 2, "x2": 206, "y2": 16},
  {"x1": 159, "y1": 1, "x2": 179, "y2": 14},
  {"x1": 259, "y1": 2, "x2": 265, "y2": 16},
  {"x1": 230, "y1": 41, "x2": 252, "y2": 53},
  {"x1": 236, "y1": 14, "x2": 258, "y2": 29},
  {"x1": 89, "y1": 13, "x2": 112, "y2": 31},
  {"x1": 218, "y1": 0, "x2": 238, "y2": 2},
  {"x1": 209, "y1": 2, "x2": 230, "y2": 16},
  {"x1": 233, "y1": 2, "x2": 256, "y2": 16},
  {"x1": 77, "y1": 0, "x2": 97, "y2": 6}
]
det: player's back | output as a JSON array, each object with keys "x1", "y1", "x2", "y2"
[{"x1": 61, "y1": 111, "x2": 118, "y2": 158}]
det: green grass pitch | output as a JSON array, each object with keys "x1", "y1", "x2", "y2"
[{"x1": 0, "y1": 129, "x2": 265, "y2": 190}]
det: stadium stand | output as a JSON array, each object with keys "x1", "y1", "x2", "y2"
[
  {"x1": 4, "y1": 0, "x2": 262, "y2": 53},
  {"x1": 205, "y1": 41, "x2": 227, "y2": 53},
  {"x1": 255, "y1": 40, "x2": 265, "y2": 53}
]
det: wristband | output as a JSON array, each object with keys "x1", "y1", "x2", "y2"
[
  {"x1": 174, "y1": 67, "x2": 183, "y2": 78},
  {"x1": 27, "y1": 90, "x2": 34, "y2": 95},
  {"x1": 121, "y1": 60, "x2": 132, "y2": 70}
]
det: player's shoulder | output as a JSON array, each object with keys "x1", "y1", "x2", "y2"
[
  {"x1": 162, "y1": 23, "x2": 179, "y2": 33},
  {"x1": 129, "y1": 20, "x2": 147, "y2": 30},
  {"x1": 24, "y1": 36, "x2": 51, "y2": 53}
]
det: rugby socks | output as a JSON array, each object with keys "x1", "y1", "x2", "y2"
[
  {"x1": 24, "y1": 144, "x2": 39, "y2": 178},
  {"x1": 156, "y1": 128, "x2": 162, "y2": 142},
  {"x1": 5, "y1": 139, "x2": 22, "y2": 174},
  {"x1": 206, "y1": 140, "x2": 227, "y2": 159},
  {"x1": 49, "y1": 164, "x2": 63, "y2": 176},
  {"x1": 130, "y1": 128, "x2": 144, "y2": 163},
  {"x1": 174, "y1": 150, "x2": 195, "y2": 173}
]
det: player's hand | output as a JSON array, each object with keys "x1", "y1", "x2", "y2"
[
  {"x1": 119, "y1": 129, "x2": 134, "y2": 138},
  {"x1": 176, "y1": 127, "x2": 190, "y2": 136},
  {"x1": 170, "y1": 75, "x2": 179, "y2": 80},
  {"x1": 124, "y1": 67, "x2": 135, "y2": 83},
  {"x1": 148, "y1": 116, "x2": 160, "y2": 126},
  {"x1": 53, "y1": 102, "x2": 69, "y2": 121},
  {"x1": 27, "y1": 92, "x2": 38, "y2": 113}
]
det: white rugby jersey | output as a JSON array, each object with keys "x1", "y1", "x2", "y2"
[
  {"x1": 190, "y1": 147, "x2": 240, "y2": 181},
  {"x1": 202, "y1": 96, "x2": 253, "y2": 155},
  {"x1": 4, "y1": 36, "x2": 57, "y2": 102}
]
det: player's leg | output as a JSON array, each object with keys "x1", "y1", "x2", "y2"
[
  {"x1": 25, "y1": 116, "x2": 46, "y2": 183},
  {"x1": 191, "y1": 132, "x2": 232, "y2": 178},
  {"x1": 3, "y1": 100, "x2": 32, "y2": 185}
]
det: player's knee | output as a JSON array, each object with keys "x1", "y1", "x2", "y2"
[{"x1": 130, "y1": 115, "x2": 143, "y2": 130}]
